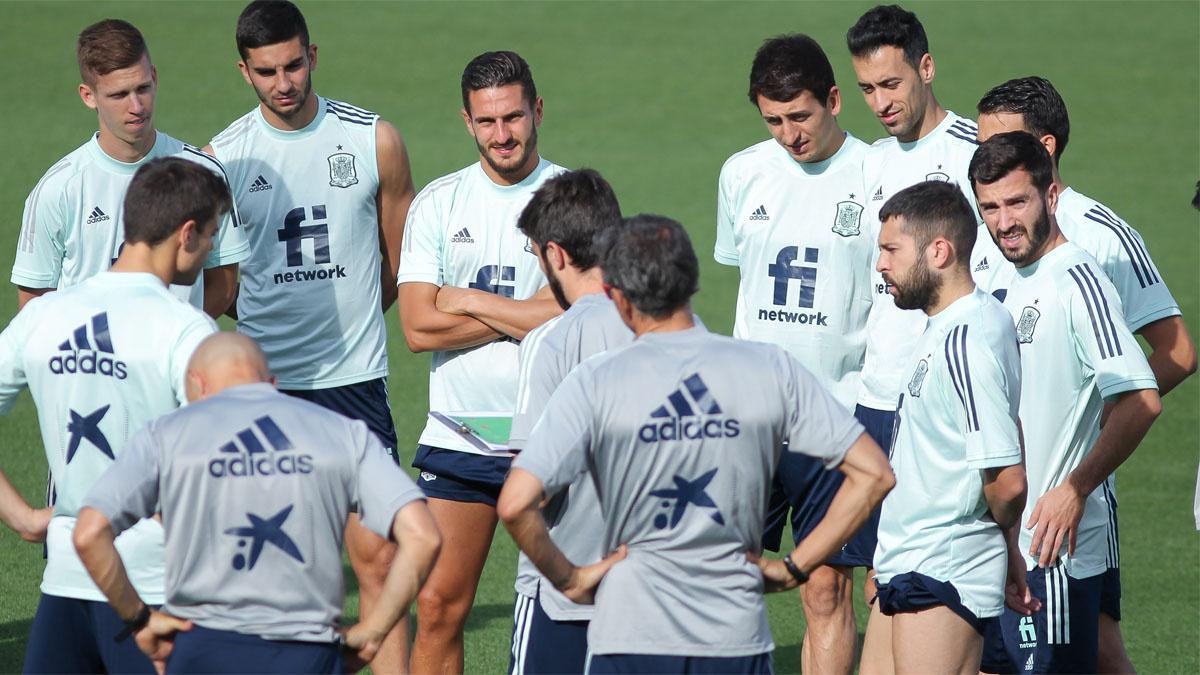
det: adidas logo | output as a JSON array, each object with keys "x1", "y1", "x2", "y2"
[
  {"x1": 249, "y1": 175, "x2": 273, "y2": 192},
  {"x1": 208, "y1": 415, "x2": 314, "y2": 478},
  {"x1": 49, "y1": 313, "x2": 127, "y2": 379},
  {"x1": 450, "y1": 228, "x2": 474, "y2": 244},
  {"x1": 85, "y1": 207, "x2": 110, "y2": 224},
  {"x1": 872, "y1": 186, "x2": 884, "y2": 201},
  {"x1": 974, "y1": 257, "x2": 990, "y2": 272},
  {"x1": 749, "y1": 205, "x2": 769, "y2": 221},
  {"x1": 638, "y1": 373, "x2": 741, "y2": 442},
  {"x1": 1024, "y1": 654, "x2": 1035, "y2": 671}
]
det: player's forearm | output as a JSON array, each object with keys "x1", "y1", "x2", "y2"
[
  {"x1": 1068, "y1": 388, "x2": 1161, "y2": 496},
  {"x1": 0, "y1": 470, "x2": 42, "y2": 540},
  {"x1": 498, "y1": 472, "x2": 577, "y2": 589},
  {"x1": 399, "y1": 309, "x2": 501, "y2": 353},
  {"x1": 379, "y1": 261, "x2": 399, "y2": 313},
  {"x1": 1142, "y1": 316, "x2": 1198, "y2": 396},
  {"x1": 16, "y1": 287, "x2": 52, "y2": 311},
  {"x1": 457, "y1": 291, "x2": 562, "y2": 341},
  {"x1": 202, "y1": 264, "x2": 238, "y2": 319},
  {"x1": 983, "y1": 464, "x2": 1027, "y2": 531},
  {"x1": 72, "y1": 508, "x2": 145, "y2": 620}
]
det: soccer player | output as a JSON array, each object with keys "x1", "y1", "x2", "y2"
[
  {"x1": 0, "y1": 158, "x2": 224, "y2": 672},
  {"x1": 860, "y1": 180, "x2": 1031, "y2": 673},
  {"x1": 13, "y1": 19, "x2": 248, "y2": 317},
  {"x1": 397, "y1": 49, "x2": 563, "y2": 673},
  {"x1": 73, "y1": 333, "x2": 442, "y2": 674},
  {"x1": 976, "y1": 76, "x2": 1197, "y2": 673},
  {"x1": 507, "y1": 169, "x2": 627, "y2": 673},
  {"x1": 970, "y1": 132, "x2": 1162, "y2": 674},
  {"x1": 714, "y1": 33, "x2": 875, "y2": 674},
  {"x1": 206, "y1": 2, "x2": 416, "y2": 669},
  {"x1": 498, "y1": 215, "x2": 895, "y2": 674}
]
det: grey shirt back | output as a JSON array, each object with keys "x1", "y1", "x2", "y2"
[
  {"x1": 510, "y1": 293, "x2": 633, "y2": 620},
  {"x1": 515, "y1": 326, "x2": 863, "y2": 657},
  {"x1": 84, "y1": 383, "x2": 425, "y2": 642}
]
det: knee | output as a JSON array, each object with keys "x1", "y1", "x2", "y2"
[
  {"x1": 801, "y1": 567, "x2": 853, "y2": 622},
  {"x1": 416, "y1": 583, "x2": 469, "y2": 631}
]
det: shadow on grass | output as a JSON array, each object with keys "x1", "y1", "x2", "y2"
[
  {"x1": 0, "y1": 618, "x2": 32, "y2": 671},
  {"x1": 463, "y1": 602, "x2": 515, "y2": 633}
]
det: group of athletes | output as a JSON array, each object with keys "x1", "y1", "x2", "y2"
[{"x1": 0, "y1": 0, "x2": 1192, "y2": 673}]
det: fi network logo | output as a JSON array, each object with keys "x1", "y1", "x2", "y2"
[
  {"x1": 639, "y1": 373, "x2": 740, "y2": 442},
  {"x1": 224, "y1": 504, "x2": 305, "y2": 571},
  {"x1": 49, "y1": 312, "x2": 127, "y2": 379},
  {"x1": 208, "y1": 416, "x2": 314, "y2": 478}
]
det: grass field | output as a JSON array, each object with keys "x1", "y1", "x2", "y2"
[{"x1": 0, "y1": 1, "x2": 1196, "y2": 672}]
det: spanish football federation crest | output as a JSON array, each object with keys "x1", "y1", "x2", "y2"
[
  {"x1": 832, "y1": 200, "x2": 864, "y2": 237},
  {"x1": 327, "y1": 152, "x2": 358, "y2": 188},
  {"x1": 907, "y1": 358, "x2": 929, "y2": 397},
  {"x1": 925, "y1": 171, "x2": 951, "y2": 182},
  {"x1": 1016, "y1": 306, "x2": 1041, "y2": 343}
]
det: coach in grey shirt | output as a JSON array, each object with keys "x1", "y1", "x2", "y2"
[
  {"x1": 73, "y1": 333, "x2": 441, "y2": 674},
  {"x1": 498, "y1": 215, "x2": 895, "y2": 673}
]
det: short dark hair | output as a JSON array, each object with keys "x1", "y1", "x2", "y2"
[
  {"x1": 977, "y1": 76, "x2": 1071, "y2": 164},
  {"x1": 599, "y1": 215, "x2": 698, "y2": 319},
  {"x1": 236, "y1": 0, "x2": 310, "y2": 60},
  {"x1": 748, "y1": 34, "x2": 836, "y2": 106},
  {"x1": 969, "y1": 131, "x2": 1054, "y2": 195},
  {"x1": 461, "y1": 51, "x2": 537, "y2": 112},
  {"x1": 123, "y1": 158, "x2": 232, "y2": 245},
  {"x1": 77, "y1": 19, "x2": 149, "y2": 84},
  {"x1": 516, "y1": 169, "x2": 621, "y2": 271},
  {"x1": 878, "y1": 181, "x2": 977, "y2": 266},
  {"x1": 846, "y1": 4, "x2": 929, "y2": 70}
]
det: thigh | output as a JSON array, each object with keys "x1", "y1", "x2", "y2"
[
  {"x1": 23, "y1": 595, "x2": 102, "y2": 674},
  {"x1": 422, "y1": 497, "x2": 499, "y2": 602},
  {"x1": 892, "y1": 606, "x2": 982, "y2": 675},
  {"x1": 859, "y1": 601, "x2": 894, "y2": 675}
]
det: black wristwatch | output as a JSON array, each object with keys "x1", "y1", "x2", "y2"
[
  {"x1": 114, "y1": 605, "x2": 151, "y2": 643},
  {"x1": 782, "y1": 555, "x2": 809, "y2": 585}
]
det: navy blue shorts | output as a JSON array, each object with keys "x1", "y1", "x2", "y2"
[
  {"x1": 282, "y1": 378, "x2": 398, "y2": 462},
  {"x1": 413, "y1": 444, "x2": 512, "y2": 507},
  {"x1": 169, "y1": 624, "x2": 342, "y2": 674},
  {"x1": 23, "y1": 594, "x2": 156, "y2": 674},
  {"x1": 509, "y1": 591, "x2": 588, "y2": 674},
  {"x1": 874, "y1": 571, "x2": 987, "y2": 634},
  {"x1": 1000, "y1": 565, "x2": 1102, "y2": 674},
  {"x1": 761, "y1": 405, "x2": 893, "y2": 567},
  {"x1": 586, "y1": 651, "x2": 773, "y2": 674},
  {"x1": 1100, "y1": 480, "x2": 1121, "y2": 620},
  {"x1": 1100, "y1": 567, "x2": 1121, "y2": 621},
  {"x1": 979, "y1": 618, "x2": 1014, "y2": 674}
]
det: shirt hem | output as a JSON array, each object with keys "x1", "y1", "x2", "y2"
[
  {"x1": 1098, "y1": 376, "x2": 1158, "y2": 400},
  {"x1": 397, "y1": 272, "x2": 440, "y2": 286},
  {"x1": 1128, "y1": 306, "x2": 1182, "y2": 332},
  {"x1": 204, "y1": 245, "x2": 252, "y2": 268},
  {"x1": 965, "y1": 449, "x2": 1022, "y2": 470},
  {"x1": 40, "y1": 583, "x2": 164, "y2": 606},
  {"x1": 713, "y1": 250, "x2": 739, "y2": 266},
  {"x1": 10, "y1": 271, "x2": 56, "y2": 288},
  {"x1": 275, "y1": 368, "x2": 388, "y2": 390},
  {"x1": 587, "y1": 641, "x2": 775, "y2": 658},
  {"x1": 856, "y1": 394, "x2": 898, "y2": 411}
]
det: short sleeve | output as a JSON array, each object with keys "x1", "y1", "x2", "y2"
[
  {"x1": 0, "y1": 301, "x2": 38, "y2": 414},
  {"x1": 205, "y1": 199, "x2": 250, "y2": 268},
  {"x1": 83, "y1": 423, "x2": 162, "y2": 533},
  {"x1": 1084, "y1": 215, "x2": 1180, "y2": 331},
  {"x1": 714, "y1": 163, "x2": 739, "y2": 266},
  {"x1": 509, "y1": 324, "x2": 564, "y2": 450},
  {"x1": 351, "y1": 420, "x2": 426, "y2": 539},
  {"x1": 513, "y1": 364, "x2": 595, "y2": 497},
  {"x1": 945, "y1": 322, "x2": 1022, "y2": 469},
  {"x1": 779, "y1": 350, "x2": 865, "y2": 468},
  {"x1": 1065, "y1": 262, "x2": 1157, "y2": 399},
  {"x1": 12, "y1": 167, "x2": 69, "y2": 289},
  {"x1": 397, "y1": 185, "x2": 445, "y2": 286},
  {"x1": 169, "y1": 314, "x2": 219, "y2": 405}
]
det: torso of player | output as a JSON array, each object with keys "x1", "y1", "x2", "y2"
[
  {"x1": 859, "y1": 111, "x2": 983, "y2": 410},
  {"x1": 718, "y1": 136, "x2": 873, "y2": 409},
  {"x1": 406, "y1": 158, "x2": 563, "y2": 453},
  {"x1": 211, "y1": 97, "x2": 386, "y2": 389}
]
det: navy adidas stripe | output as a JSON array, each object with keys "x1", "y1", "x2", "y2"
[
  {"x1": 1095, "y1": 204, "x2": 1159, "y2": 284},
  {"x1": 1081, "y1": 264, "x2": 1123, "y2": 356},
  {"x1": 958, "y1": 325, "x2": 980, "y2": 431},
  {"x1": 1085, "y1": 207, "x2": 1159, "y2": 286},
  {"x1": 182, "y1": 146, "x2": 242, "y2": 227},
  {"x1": 327, "y1": 108, "x2": 374, "y2": 126},
  {"x1": 327, "y1": 99, "x2": 375, "y2": 118},
  {"x1": 945, "y1": 325, "x2": 980, "y2": 432},
  {"x1": 327, "y1": 104, "x2": 374, "y2": 122},
  {"x1": 950, "y1": 121, "x2": 978, "y2": 135},
  {"x1": 946, "y1": 128, "x2": 979, "y2": 145},
  {"x1": 1068, "y1": 264, "x2": 1121, "y2": 359},
  {"x1": 944, "y1": 327, "x2": 968, "y2": 421}
]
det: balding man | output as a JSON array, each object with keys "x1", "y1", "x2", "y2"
[{"x1": 73, "y1": 333, "x2": 441, "y2": 674}]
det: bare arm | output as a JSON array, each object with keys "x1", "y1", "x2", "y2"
[
  {"x1": 436, "y1": 284, "x2": 562, "y2": 341},
  {"x1": 0, "y1": 470, "x2": 50, "y2": 542},
  {"x1": 341, "y1": 500, "x2": 441, "y2": 668},
  {"x1": 374, "y1": 121, "x2": 415, "y2": 314},
  {"x1": 16, "y1": 286, "x2": 52, "y2": 311},
  {"x1": 201, "y1": 264, "x2": 238, "y2": 319},
  {"x1": 397, "y1": 282, "x2": 501, "y2": 353},
  {"x1": 1139, "y1": 316, "x2": 1197, "y2": 396},
  {"x1": 983, "y1": 463, "x2": 1027, "y2": 531}
]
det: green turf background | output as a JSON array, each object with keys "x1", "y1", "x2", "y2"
[{"x1": 0, "y1": 1, "x2": 1196, "y2": 672}]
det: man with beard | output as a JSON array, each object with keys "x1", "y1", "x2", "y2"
[
  {"x1": 976, "y1": 76, "x2": 1196, "y2": 674},
  {"x1": 860, "y1": 180, "x2": 1031, "y2": 673},
  {"x1": 506, "y1": 169, "x2": 630, "y2": 674},
  {"x1": 207, "y1": 1, "x2": 417, "y2": 670},
  {"x1": 970, "y1": 132, "x2": 1161, "y2": 674},
  {"x1": 397, "y1": 50, "x2": 563, "y2": 673}
]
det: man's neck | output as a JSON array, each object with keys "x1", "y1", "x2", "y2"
[
  {"x1": 562, "y1": 268, "x2": 605, "y2": 306},
  {"x1": 481, "y1": 152, "x2": 541, "y2": 187},
  {"x1": 108, "y1": 244, "x2": 173, "y2": 286},
  {"x1": 96, "y1": 127, "x2": 156, "y2": 163},
  {"x1": 1051, "y1": 163, "x2": 1067, "y2": 192},
  {"x1": 907, "y1": 97, "x2": 947, "y2": 143},
  {"x1": 806, "y1": 129, "x2": 847, "y2": 164},
  {"x1": 925, "y1": 273, "x2": 975, "y2": 317},
  {"x1": 260, "y1": 94, "x2": 320, "y2": 132},
  {"x1": 629, "y1": 306, "x2": 696, "y2": 337}
]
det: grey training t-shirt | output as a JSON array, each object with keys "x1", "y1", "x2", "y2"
[
  {"x1": 515, "y1": 326, "x2": 863, "y2": 657},
  {"x1": 84, "y1": 383, "x2": 425, "y2": 643}
]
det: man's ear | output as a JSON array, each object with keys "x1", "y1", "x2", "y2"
[{"x1": 178, "y1": 219, "x2": 199, "y2": 251}]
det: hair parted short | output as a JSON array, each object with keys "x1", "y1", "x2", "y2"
[
  {"x1": 846, "y1": 4, "x2": 929, "y2": 71},
  {"x1": 969, "y1": 131, "x2": 1055, "y2": 195},
  {"x1": 77, "y1": 19, "x2": 149, "y2": 84},
  {"x1": 123, "y1": 158, "x2": 232, "y2": 246},
  {"x1": 878, "y1": 181, "x2": 977, "y2": 266},
  {"x1": 977, "y1": 76, "x2": 1071, "y2": 164},
  {"x1": 461, "y1": 51, "x2": 537, "y2": 113},
  {"x1": 516, "y1": 169, "x2": 622, "y2": 272},
  {"x1": 599, "y1": 214, "x2": 699, "y2": 319},
  {"x1": 748, "y1": 34, "x2": 837, "y2": 106},
  {"x1": 236, "y1": 0, "x2": 310, "y2": 60}
]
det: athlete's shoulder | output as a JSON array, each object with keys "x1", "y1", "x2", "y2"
[
  {"x1": 210, "y1": 108, "x2": 260, "y2": 150},
  {"x1": 720, "y1": 139, "x2": 779, "y2": 178},
  {"x1": 411, "y1": 164, "x2": 475, "y2": 208},
  {"x1": 30, "y1": 139, "x2": 94, "y2": 194},
  {"x1": 168, "y1": 138, "x2": 234, "y2": 180},
  {"x1": 964, "y1": 290, "x2": 1019, "y2": 349},
  {"x1": 941, "y1": 112, "x2": 980, "y2": 148},
  {"x1": 323, "y1": 97, "x2": 379, "y2": 128}
]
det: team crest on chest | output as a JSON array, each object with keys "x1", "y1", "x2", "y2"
[
  {"x1": 907, "y1": 358, "x2": 929, "y2": 397},
  {"x1": 832, "y1": 200, "x2": 864, "y2": 237},
  {"x1": 327, "y1": 152, "x2": 358, "y2": 188},
  {"x1": 925, "y1": 171, "x2": 951, "y2": 182},
  {"x1": 1016, "y1": 306, "x2": 1041, "y2": 343}
]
